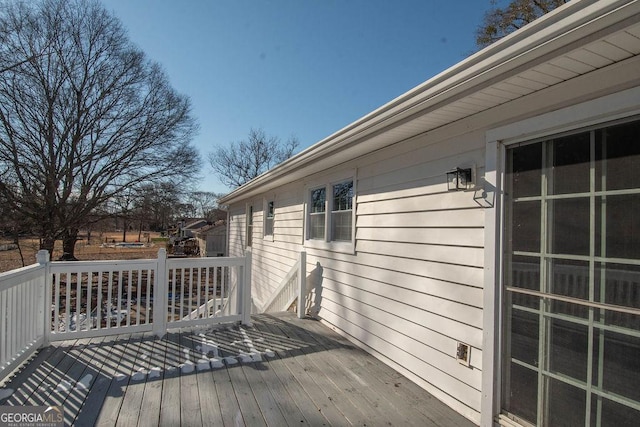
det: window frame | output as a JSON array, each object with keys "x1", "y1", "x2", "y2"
[
  {"x1": 246, "y1": 203, "x2": 253, "y2": 248},
  {"x1": 308, "y1": 186, "x2": 327, "y2": 241},
  {"x1": 330, "y1": 180, "x2": 354, "y2": 242},
  {"x1": 263, "y1": 198, "x2": 275, "y2": 241},
  {"x1": 304, "y1": 171, "x2": 356, "y2": 254}
]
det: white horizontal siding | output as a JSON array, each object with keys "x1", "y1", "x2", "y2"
[
  {"x1": 316, "y1": 260, "x2": 484, "y2": 342},
  {"x1": 357, "y1": 209, "x2": 483, "y2": 228},
  {"x1": 356, "y1": 240, "x2": 484, "y2": 268},
  {"x1": 319, "y1": 285, "x2": 482, "y2": 384},
  {"x1": 227, "y1": 207, "x2": 246, "y2": 257},
  {"x1": 312, "y1": 255, "x2": 483, "y2": 311},
  {"x1": 237, "y1": 183, "x2": 305, "y2": 308},
  {"x1": 358, "y1": 136, "x2": 484, "y2": 193},
  {"x1": 356, "y1": 226, "x2": 484, "y2": 247},
  {"x1": 358, "y1": 190, "x2": 483, "y2": 214}
]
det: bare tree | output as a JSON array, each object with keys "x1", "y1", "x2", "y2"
[
  {"x1": 186, "y1": 191, "x2": 224, "y2": 219},
  {"x1": 0, "y1": 0, "x2": 200, "y2": 258},
  {"x1": 175, "y1": 202, "x2": 198, "y2": 220},
  {"x1": 209, "y1": 128, "x2": 299, "y2": 188},
  {"x1": 135, "y1": 182, "x2": 181, "y2": 232},
  {"x1": 109, "y1": 189, "x2": 139, "y2": 244},
  {"x1": 0, "y1": 2, "x2": 51, "y2": 75},
  {"x1": 476, "y1": 0, "x2": 569, "y2": 48}
]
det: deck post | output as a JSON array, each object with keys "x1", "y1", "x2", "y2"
[
  {"x1": 297, "y1": 251, "x2": 306, "y2": 319},
  {"x1": 241, "y1": 248, "x2": 252, "y2": 326},
  {"x1": 37, "y1": 250, "x2": 51, "y2": 346},
  {"x1": 153, "y1": 248, "x2": 168, "y2": 337}
]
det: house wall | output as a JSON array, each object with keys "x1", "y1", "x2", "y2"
[
  {"x1": 228, "y1": 181, "x2": 305, "y2": 308},
  {"x1": 228, "y1": 129, "x2": 486, "y2": 421},
  {"x1": 225, "y1": 56, "x2": 640, "y2": 425},
  {"x1": 228, "y1": 204, "x2": 246, "y2": 257},
  {"x1": 315, "y1": 133, "x2": 486, "y2": 422}
]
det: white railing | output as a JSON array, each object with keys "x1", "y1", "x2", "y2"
[
  {"x1": 259, "y1": 251, "x2": 306, "y2": 318},
  {"x1": 0, "y1": 254, "x2": 48, "y2": 382},
  {"x1": 182, "y1": 297, "x2": 229, "y2": 320},
  {"x1": 0, "y1": 248, "x2": 252, "y2": 382},
  {"x1": 50, "y1": 258, "x2": 158, "y2": 338},
  {"x1": 165, "y1": 255, "x2": 249, "y2": 330}
]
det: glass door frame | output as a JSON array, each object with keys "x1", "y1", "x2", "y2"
[{"x1": 482, "y1": 87, "x2": 640, "y2": 427}]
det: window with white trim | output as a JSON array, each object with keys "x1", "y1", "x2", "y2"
[
  {"x1": 264, "y1": 200, "x2": 274, "y2": 238},
  {"x1": 331, "y1": 180, "x2": 353, "y2": 241},
  {"x1": 246, "y1": 204, "x2": 253, "y2": 247},
  {"x1": 309, "y1": 187, "x2": 326, "y2": 240},
  {"x1": 305, "y1": 176, "x2": 355, "y2": 251}
]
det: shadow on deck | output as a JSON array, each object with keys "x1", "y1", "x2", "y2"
[{"x1": 0, "y1": 312, "x2": 476, "y2": 426}]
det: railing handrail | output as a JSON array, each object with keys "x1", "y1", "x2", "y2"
[
  {"x1": 166, "y1": 256, "x2": 244, "y2": 268},
  {"x1": 183, "y1": 297, "x2": 229, "y2": 320},
  {"x1": 0, "y1": 263, "x2": 46, "y2": 291},
  {"x1": 260, "y1": 258, "x2": 300, "y2": 313},
  {"x1": 48, "y1": 260, "x2": 158, "y2": 275},
  {"x1": 259, "y1": 251, "x2": 306, "y2": 317}
]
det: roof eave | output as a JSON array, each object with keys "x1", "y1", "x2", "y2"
[{"x1": 219, "y1": 0, "x2": 640, "y2": 205}]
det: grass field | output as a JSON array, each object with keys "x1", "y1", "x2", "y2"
[{"x1": 0, "y1": 231, "x2": 167, "y2": 273}]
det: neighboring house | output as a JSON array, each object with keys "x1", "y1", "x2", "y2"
[
  {"x1": 194, "y1": 221, "x2": 227, "y2": 257},
  {"x1": 219, "y1": 2, "x2": 640, "y2": 426},
  {"x1": 181, "y1": 219, "x2": 209, "y2": 238}
]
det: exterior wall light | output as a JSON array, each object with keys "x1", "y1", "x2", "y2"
[{"x1": 446, "y1": 167, "x2": 472, "y2": 191}]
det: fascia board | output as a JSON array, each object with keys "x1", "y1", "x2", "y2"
[{"x1": 219, "y1": 0, "x2": 640, "y2": 205}]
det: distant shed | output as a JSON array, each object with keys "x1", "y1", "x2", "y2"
[{"x1": 194, "y1": 222, "x2": 227, "y2": 257}]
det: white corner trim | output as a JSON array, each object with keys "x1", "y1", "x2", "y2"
[{"x1": 481, "y1": 139, "x2": 503, "y2": 427}]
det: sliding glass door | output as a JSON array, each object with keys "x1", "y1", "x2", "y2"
[{"x1": 502, "y1": 119, "x2": 640, "y2": 426}]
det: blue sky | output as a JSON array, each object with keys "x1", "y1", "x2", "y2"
[{"x1": 102, "y1": 0, "x2": 494, "y2": 194}]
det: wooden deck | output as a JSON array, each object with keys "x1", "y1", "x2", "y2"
[{"x1": 0, "y1": 312, "x2": 476, "y2": 426}]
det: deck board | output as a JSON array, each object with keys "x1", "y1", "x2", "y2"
[
  {"x1": 137, "y1": 335, "x2": 166, "y2": 427},
  {"x1": 117, "y1": 335, "x2": 153, "y2": 427},
  {"x1": 192, "y1": 333, "x2": 225, "y2": 427},
  {"x1": 158, "y1": 332, "x2": 182, "y2": 427},
  {"x1": 250, "y1": 321, "x2": 328, "y2": 426},
  {"x1": 271, "y1": 318, "x2": 372, "y2": 426},
  {"x1": 95, "y1": 334, "x2": 137, "y2": 427},
  {"x1": 254, "y1": 315, "x2": 350, "y2": 425},
  {"x1": 210, "y1": 358, "x2": 244, "y2": 426},
  {"x1": 74, "y1": 335, "x2": 127, "y2": 427},
  {"x1": 223, "y1": 346, "x2": 267, "y2": 426},
  {"x1": 0, "y1": 312, "x2": 477, "y2": 426},
  {"x1": 296, "y1": 313, "x2": 474, "y2": 427},
  {"x1": 178, "y1": 331, "x2": 204, "y2": 427},
  {"x1": 281, "y1": 318, "x2": 399, "y2": 426},
  {"x1": 2, "y1": 343, "x2": 59, "y2": 406}
]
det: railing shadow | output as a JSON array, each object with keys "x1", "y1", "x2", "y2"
[{"x1": 0, "y1": 313, "x2": 353, "y2": 426}]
